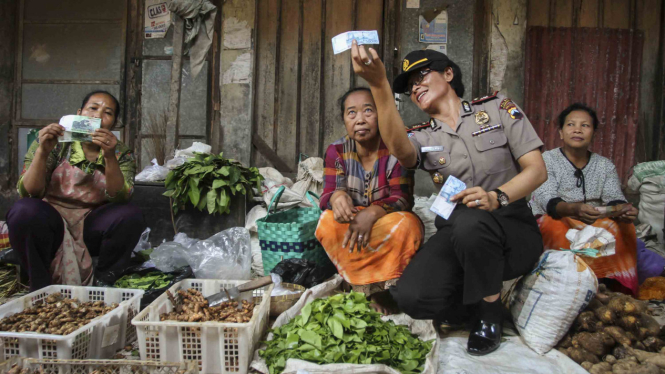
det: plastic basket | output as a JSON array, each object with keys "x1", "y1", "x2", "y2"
[
  {"x1": 132, "y1": 279, "x2": 273, "y2": 374},
  {"x1": 0, "y1": 285, "x2": 144, "y2": 361},
  {"x1": 0, "y1": 357, "x2": 198, "y2": 373}
]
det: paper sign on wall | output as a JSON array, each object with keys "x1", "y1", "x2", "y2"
[
  {"x1": 145, "y1": 0, "x2": 171, "y2": 39},
  {"x1": 419, "y1": 10, "x2": 448, "y2": 43},
  {"x1": 427, "y1": 44, "x2": 447, "y2": 55}
]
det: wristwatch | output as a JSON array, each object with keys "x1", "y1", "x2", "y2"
[{"x1": 493, "y1": 188, "x2": 509, "y2": 208}]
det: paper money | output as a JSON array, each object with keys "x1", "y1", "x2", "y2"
[
  {"x1": 332, "y1": 30, "x2": 380, "y2": 55},
  {"x1": 595, "y1": 203, "x2": 631, "y2": 218},
  {"x1": 58, "y1": 115, "x2": 100, "y2": 143},
  {"x1": 430, "y1": 175, "x2": 466, "y2": 219}
]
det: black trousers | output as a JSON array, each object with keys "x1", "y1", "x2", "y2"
[
  {"x1": 390, "y1": 199, "x2": 543, "y2": 321},
  {"x1": 6, "y1": 198, "x2": 146, "y2": 291}
]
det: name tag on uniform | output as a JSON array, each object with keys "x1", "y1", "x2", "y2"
[{"x1": 421, "y1": 146, "x2": 444, "y2": 153}]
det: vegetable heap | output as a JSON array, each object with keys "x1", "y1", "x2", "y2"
[
  {"x1": 558, "y1": 283, "x2": 665, "y2": 374},
  {"x1": 0, "y1": 292, "x2": 118, "y2": 335},
  {"x1": 160, "y1": 288, "x2": 255, "y2": 323},
  {"x1": 259, "y1": 292, "x2": 434, "y2": 374},
  {"x1": 163, "y1": 152, "x2": 263, "y2": 215},
  {"x1": 114, "y1": 271, "x2": 173, "y2": 290}
]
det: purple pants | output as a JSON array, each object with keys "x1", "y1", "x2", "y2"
[{"x1": 6, "y1": 198, "x2": 146, "y2": 291}]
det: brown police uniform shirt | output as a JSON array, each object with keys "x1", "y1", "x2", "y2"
[{"x1": 407, "y1": 92, "x2": 543, "y2": 192}]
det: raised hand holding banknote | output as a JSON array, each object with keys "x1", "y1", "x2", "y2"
[
  {"x1": 91, "y1": 128, "x2": 118, "y2": 157},
  {"x1": 350, "y1": 40, "x2": 386, "y2": 87}
]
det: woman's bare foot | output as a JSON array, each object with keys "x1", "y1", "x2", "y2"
[{"x1": 369, "y1": 290, "x2": 400, "y2": 315}]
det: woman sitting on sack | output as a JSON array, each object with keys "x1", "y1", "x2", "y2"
[
  {"x1": 315, "y1": 87, "x2": 424, "y2": 314},
  {"x1": 531, "y1": 103, "x2": 662, "y2": 295},
  {"x1": 349, "y1": 43, "x2": 547, "y2": 355},
  {"x1": 6, "y1": 91, "x2": 145, "y2": 291}
]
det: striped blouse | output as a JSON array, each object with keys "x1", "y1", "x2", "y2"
[{"x1": 319, "y1": 135, "x2": 414, "y2": 213}]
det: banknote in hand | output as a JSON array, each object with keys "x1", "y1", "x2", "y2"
[
  {"x1": 430, "y1": 175, "x2": 467, "y2": 219},
  {"x1": 332, "y1": 30, "x2": 380, "y2": 54}
]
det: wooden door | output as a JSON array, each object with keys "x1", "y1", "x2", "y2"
[{"x1": 252, "y1": 0, "x2": 398, "y2": 173}]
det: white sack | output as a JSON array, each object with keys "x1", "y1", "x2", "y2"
[
  {"x1": 510, "y1": 250, "x2": 598, "y2": 355},
  {"x1": 413, "y1": 194, "x2": 438, "y2": 242}
]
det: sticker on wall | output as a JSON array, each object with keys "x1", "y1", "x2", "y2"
[
  {"x1": 406, "y1": 0, "x2": 420, "y2": 8},
  {"x1": 419, "y1": 10, "x2": 447, "y2": 43},
  {"x1": 145, "y1": 0, "x2": 171, "y2": 39},
  {"x1": 427, "y1": 44, "x2": 447, "y2": 55}
]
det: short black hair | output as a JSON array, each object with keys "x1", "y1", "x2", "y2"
[
  {"x1": 557, "y1": 103, "x2": 599, "y2": 130},
  {"x1": 430, "y1": 59, "x2": 465, "y2": 98},
  {"x1": 338, "y1": 87, "x2": 372, "y2": 118},
  {"x1": 80, "y1": 90, "x2": 121, "y2": 125}
]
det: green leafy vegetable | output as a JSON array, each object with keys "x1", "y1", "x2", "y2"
[
  {"x1": 163, "y1": 152, "x2": 263, "y2": 215},
  {"x1": 114, "y1": 271, "x2": 173, "y2": 290},
  {"x1": 259, "y1": 292, "x2": 434, "y2": 374}
]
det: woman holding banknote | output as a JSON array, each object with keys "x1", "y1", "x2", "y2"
[
  {"x1": 530, "y1": 103, "x2": 657, "y2": 296},
  {"x1": 6, "y1": 91, "x2": 145, "y2": 291},
  {"x1": 349, "y1": 43, "x2": 547, "y2": 355}
]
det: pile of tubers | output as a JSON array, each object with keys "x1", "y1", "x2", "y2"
[
  {"x1": 7, "y1": 365, "x2": 188, "y2": 374},
  {"x1": 160, "y1": 288, "x2": 255, "y2": 323},
  {"x1": 558, "y1": 284, "x2": 665, "y2": 373},
  {"x1": 0, "y1": 292, "x2": 118, "y2": 335}
]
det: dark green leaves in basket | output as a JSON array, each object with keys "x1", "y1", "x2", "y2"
[
  {"x1": 259, "y1": 292, "x2": 434, "y2": 374},
  {"x1": 163, "y1": 152, "x2": 263, "y2": 215}
]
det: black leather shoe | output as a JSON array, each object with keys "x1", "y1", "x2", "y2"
[{"x1": 466, "y1": 319, "x2": 502, "y2": 356}]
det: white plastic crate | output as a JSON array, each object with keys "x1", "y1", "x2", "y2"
[
  {"x1": 132, "y1": 279, "x2": 273, "y2": 374},
  {"x1": 0, "y1": 357, "x2": 199, "y2": 373},
  {"x1": 0, "y1": 285, "x2": 144, "y2": 361}
]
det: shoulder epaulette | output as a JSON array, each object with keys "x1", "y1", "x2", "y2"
[
  {"x1": 471, "y1": 91, "x2": 499, "y2": 105},
  {"x1": 406, "y1": 119, "x2": 434, "y2": 132}
]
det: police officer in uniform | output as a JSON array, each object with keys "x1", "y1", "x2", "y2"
[{"x1": 350, "y1": 42, "x2": 547, "y2": 355}]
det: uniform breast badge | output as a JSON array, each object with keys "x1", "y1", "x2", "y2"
[{"x1": 475, "y1": 110, "x2": 490, "y2": 128}]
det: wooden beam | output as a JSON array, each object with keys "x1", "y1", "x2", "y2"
[
  {"x1": 252, "y1": 133, "x2": 294, "y2": 173},
  {"x1": 166, "y1": 15, "x2": 185, "y2": 155},
  {"x1": 472, "y1": 0, "x2": 491, "y2": 99}
]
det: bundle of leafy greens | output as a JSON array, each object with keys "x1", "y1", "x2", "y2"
[
  {"x1": 163, "y1": 152, "x2": 263, "y2": 215},
  {"x1": 259, "y1": 292, "x2": 434, "y2": 374},
  {"x1": 114, "y1": 271, "x2": 173, "y2": 290}
]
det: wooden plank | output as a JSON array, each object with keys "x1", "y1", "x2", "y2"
[
  {"x1": 252, "y1": 0, "x2": 280, "y2": 167},
  {"x1": 322, "y1": 0, "x2": 354, "y2": 149},
  {"x1": 209, "y1": 0, "x2": 222, "y2": 154},
  {"x1": 299, "y1": 0, "x2": 323, "y2": 158},
  {"x1": 578, "y1": 0, "x2": 600, "y2": 26},
  {"x1": 552, "y1": 0, "x2": 574, "y2": 27},
  {"x1": 124, "y1": 0, "x2": 142, "y2": 150},
  {"x1": 355, "y1": 0, "x2": 383, "y2": 88},
  {"x1": 10, "y1": 0, "x2": 24, "y2": 186},
  {"x1": 603, "y1": 0, "x2": 632, "y2": 28},
  {"x1": 635, "y1": 0, "x2": 662, "y2": 162},
  {"x1": 472, "y1": 0, "x2": 491, "y2": 99},
  {"x1": 252, "y1": 133, "x2": 293, "y2": 172},
  {"x1": 528, "y1": 0, "x2": 550, "y2": 26},
  {"x1": 275, "y1": 0, "x2": 301, "y2": 169},
  {"x1": 253, "y1": 0, "x2": 280, "y2": 166},
  {"x1": 166, "y1": 16, "x2": 185, "y2": 157}
]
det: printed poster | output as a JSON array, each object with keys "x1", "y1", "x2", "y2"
[
  {"x1": 419, "y1": 10, "x2": 447, "y2": 43},
  {"x1": 427, "y1": 44, "x2": 447, "y2": 55},
  {"x1": 145, "y1": 0, "x2": 171, "y2": 39}
]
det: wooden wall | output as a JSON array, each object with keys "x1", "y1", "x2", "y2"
[
  {"x1": 252, "y1": 0, "x2": 394, "y2": 172},
  {"x1": 527, "y1": 0, "x2": 665, "y2": 162}
]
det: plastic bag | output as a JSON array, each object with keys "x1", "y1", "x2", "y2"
[
  {"x1": 135, "y1": 158, "x2": 170, "y2": 182},
  {"x1": 565, "y1": 225, "x2": 616, "y2": 257},
  {"x1": 180, "y1": 227, "x2": 252, "y2": 280},
  {"x1": 150, "y1": 242, "x2": 191, "y2": 272},
  {"x1": 413, "y1": 194, "x2": 438, "y2": 242},
  {"x1": 133, "y1": 228, "x2": 152, "y2": 253},
  {"x1": 246, "y1": 205, "x2": 268, "y2": 276},
  {"x1": 510, "y1": 250, "x2": 598, "y2": 355},
  {"x1": 270, "y1": 258, "x2": 336, "y2": 289},
  {"x1": 270, "y1": 273, "x2": 302, "y2": 296},
  {"x1": 165, "y1": 142, "x2": 212, "y2": 169}
]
